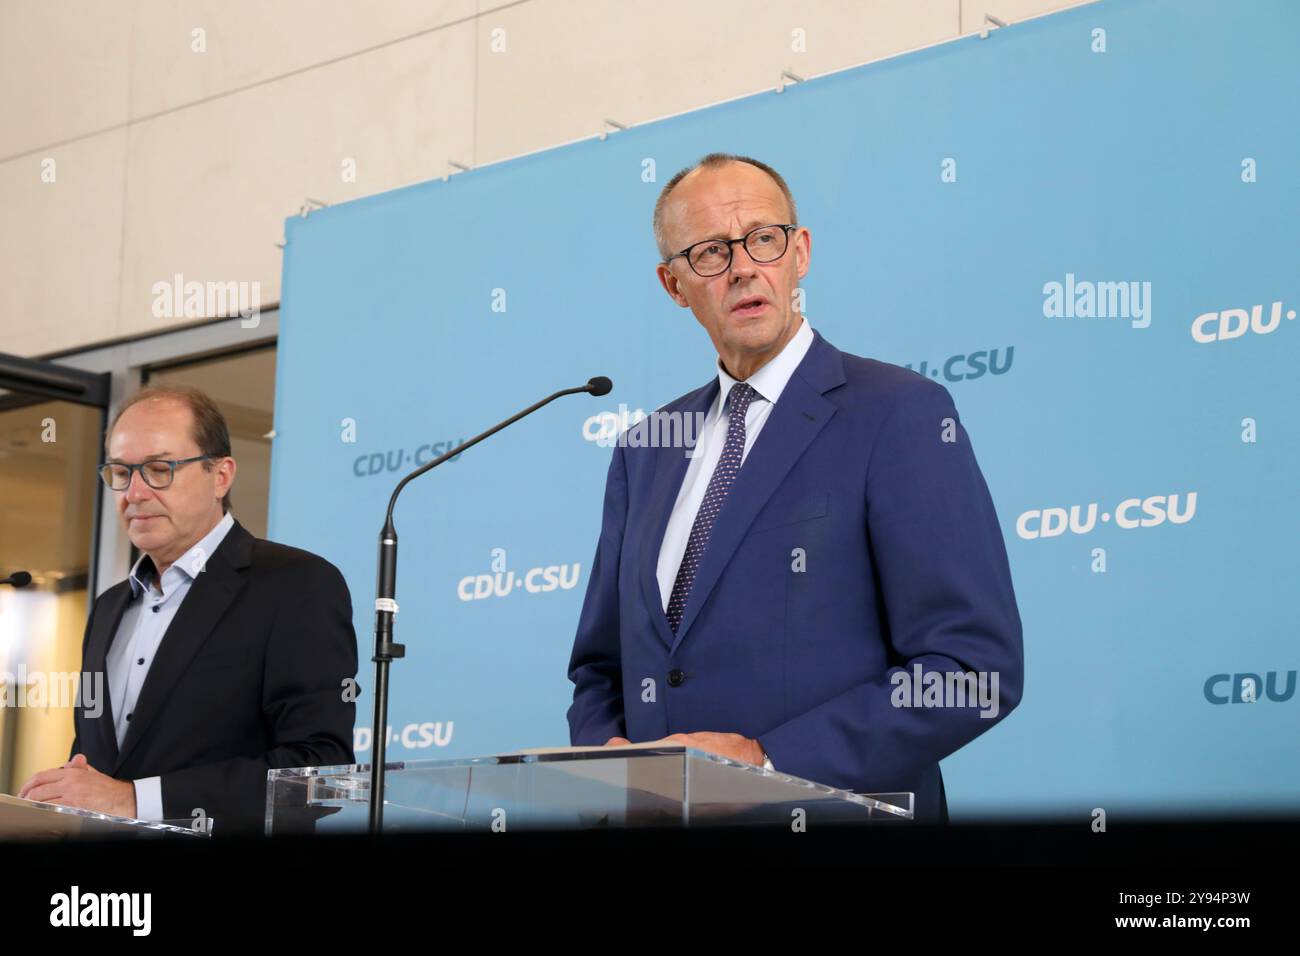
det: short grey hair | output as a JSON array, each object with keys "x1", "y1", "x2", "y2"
[{"x1": 652, "y1": 153, "x2": 799, "y2": 260}]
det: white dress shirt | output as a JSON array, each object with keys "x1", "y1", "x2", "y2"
[
  {"x1": 655, "y1": 317, "x2": 815, "y2": 611},
  {"x1": 105, "y1": 511, "x2": 235, "y2": 820}
]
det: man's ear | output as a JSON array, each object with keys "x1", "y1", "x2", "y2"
[
  {"x1": 656, "y1": 263, "x2": 691, "y2": 308},
  {"x1": 794, "y1": 227, "x2": 812, "y2": 281},
  {"x1": 215, "y1": 456, "x2": 237, "y2": 501}
]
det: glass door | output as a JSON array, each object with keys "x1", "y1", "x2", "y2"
[{"x1": 0, "y1": 357, "x2": 108, "y2": 795}]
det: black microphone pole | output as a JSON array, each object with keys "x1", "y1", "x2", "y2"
[
  {"x1": 367, "y1": 375, "x2": 613, "y2": 834},
  {"x1": 1, "y1": 571, "x2": 32, "y2": 588}
]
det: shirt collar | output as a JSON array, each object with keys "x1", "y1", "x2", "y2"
[
  {"x1": 715, "y1": 316, "x2": 815, "y2": 410},
  {"x1": 128, "y1": 511, "x2": 236, "y2": 597}
]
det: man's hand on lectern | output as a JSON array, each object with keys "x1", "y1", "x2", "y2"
[
  {"x1": 660, "y1": 732, "x2": 764, "y2": 766},
  {"x1": 604, "y1": 736, "x2": 631, "y2": 746},
  {"x1": 16, "y1": 753, "x2": 138, "y2": 818}
]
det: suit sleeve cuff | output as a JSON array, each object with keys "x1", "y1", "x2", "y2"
[{"x1": 132, "y1": 776, "x2": 163, "y2": 821}]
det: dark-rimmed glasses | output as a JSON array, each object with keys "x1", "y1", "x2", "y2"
[
  {"x1": 98, "y1": 455, "x2": 212, "y2": 491},
  {"x1": 664, "y1": 223, "x2": 796, "y2": 277}
]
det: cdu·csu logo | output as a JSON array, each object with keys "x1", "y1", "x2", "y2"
[
  {"x1": 904, "y1": 347, "x2": 1014, "y2": 383},
  {"x1": 1191, "y1": 299, "x2": 1294, "y2": 344},
  {"x1": 1016, "y1": 491, "x2": 1196, "y2": 539},
  {"x1": 457, "y1": 547, "x2": 582, "y2": 601},
  {"x1": 1203, "y1": 670, "x2": 1295, "y2": 704}
]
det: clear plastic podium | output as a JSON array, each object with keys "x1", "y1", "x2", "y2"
[
  {"x1": 0, "y1": 793, "x2": 209, "y2": 840},
  {"x1": 266, "y1": 744, "x2": 914, "y2": 835}
]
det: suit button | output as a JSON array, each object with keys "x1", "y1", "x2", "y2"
[
  {"x1": 126, "y1": 712, "x2": 133, "y2": 721},
  {"x1": 667, "y1": 669, "x2": 686, "y2": 687}
]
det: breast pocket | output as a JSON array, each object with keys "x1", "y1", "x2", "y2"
[{"x1": 749, "y1": 492, "x2": 829, "y2": 534}]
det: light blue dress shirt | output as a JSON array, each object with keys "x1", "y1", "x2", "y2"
[
  {"x1": 105, "y1": 511, "x2": 235, "y2": 821},
  {"x1": 655, "y1": 316, "x2": 815, "y2": 611}
]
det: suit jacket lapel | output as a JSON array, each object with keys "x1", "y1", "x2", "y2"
[
  {"x1": 80, "y1": 584, "x2": 132, "y2": 769},
  {"x1": 669, "y1": 331, "x2": 845, "y2": 653},
  {"x1": 112, "y1": 521, "x2": 254, "y2": 775}
]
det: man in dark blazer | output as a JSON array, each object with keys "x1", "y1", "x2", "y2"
[
  {"x1": 566, "y1": 154, "x2": 1023, "y2": 823},
  {"x1": 17, "y1": 385, "x2": 356, "y2": 835}
]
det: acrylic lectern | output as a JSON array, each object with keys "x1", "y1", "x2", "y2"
[
  {"x1": 265, "y1": 744, "x2": 913, "y2": 835},
  {"x1": 0, "y1": 793, "x2": 209, "y2": 840}
]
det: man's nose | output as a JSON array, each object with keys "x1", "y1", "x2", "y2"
[
  {"x1": 123, "y1": 469, "x2": 153, "y2": 501},
  {"x1": 727, "y1": 246, "x2": 759, "y2": 277}
]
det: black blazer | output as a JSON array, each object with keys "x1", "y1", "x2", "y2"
[{"x1": 71, "y1": 518, "x2": 358, "y2": 835}]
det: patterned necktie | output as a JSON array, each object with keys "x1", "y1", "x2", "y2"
[{"x1": 666, "y1": 382, "x2": 758, "y2": 634}]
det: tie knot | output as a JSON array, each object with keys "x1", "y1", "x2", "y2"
[{"x1": 728, "y1": 382, "x2": 757, "y2": 415}]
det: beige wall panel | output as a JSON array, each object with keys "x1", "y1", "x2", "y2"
[
  {"x1": 127, "y1": 0, "x2": 476, "y2": 118},
  {"x1": 116, "y1": 21, "x2": 476, "y2": 341},
  {"x1": 0, "y1": 0, "x2": 133, "y2": 159},
  {"x1": 961, "y1": 0, "x2": 1098, "y2": 34},
  {"x1": 473, "y1": 0, "x2": 960, "y2": 166},
  {"x1": 0, "y1": 129, "x2": 126, "y2": 356}
]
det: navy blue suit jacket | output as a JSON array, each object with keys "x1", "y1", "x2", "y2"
[{"x1": 566, "y1": 328, "x2": 1023, "y2": 823}]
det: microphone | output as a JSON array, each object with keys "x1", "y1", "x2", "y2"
[
  {"x1": 379, "y1": 376, "x2": 614, "y2": 524},
  {"x1": 366, "y1": 375, "x2": 612, "y2": 833},
  {"x1": 2, "y1": 571, "x2": 32, "y2": 588}
]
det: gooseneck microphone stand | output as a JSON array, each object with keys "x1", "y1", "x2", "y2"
[{"x1": 368, "y1": 376, "x2": 613, "y2": 834}]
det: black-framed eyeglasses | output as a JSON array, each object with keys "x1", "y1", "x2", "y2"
[
  {"x1": 664, "y1": 223, "x2": 797, "y2": 277},
  {"x1": 98, "y1": 455, "x2": 213, "y2": 491}
]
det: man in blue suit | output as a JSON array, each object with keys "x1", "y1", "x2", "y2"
[{"x1": 566, "y1": 153, "x2": 1023, "y2": 824}]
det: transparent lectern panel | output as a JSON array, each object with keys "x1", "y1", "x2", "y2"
[
  {"x1": 266, "y1": 746, "x2": 913, "y2": 835},
  {"x1": 0, "y1": 794, "x2": 207, "y2": 840},
  {"x1": 682, "y1": 752, "x2": 914, "y2": 825}
]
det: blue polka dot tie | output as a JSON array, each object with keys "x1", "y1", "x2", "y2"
[{"x1": 666, "y1": 382, "x2": 758, "y2": 634}]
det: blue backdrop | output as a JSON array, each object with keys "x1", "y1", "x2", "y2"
[{"x1": 270, "y1": 0, "x2": 1299, "y2": 819}]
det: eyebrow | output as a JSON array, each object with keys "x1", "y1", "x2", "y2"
[{"x1": 689, "y1": 219, "x2": 777, "y2": 245}]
